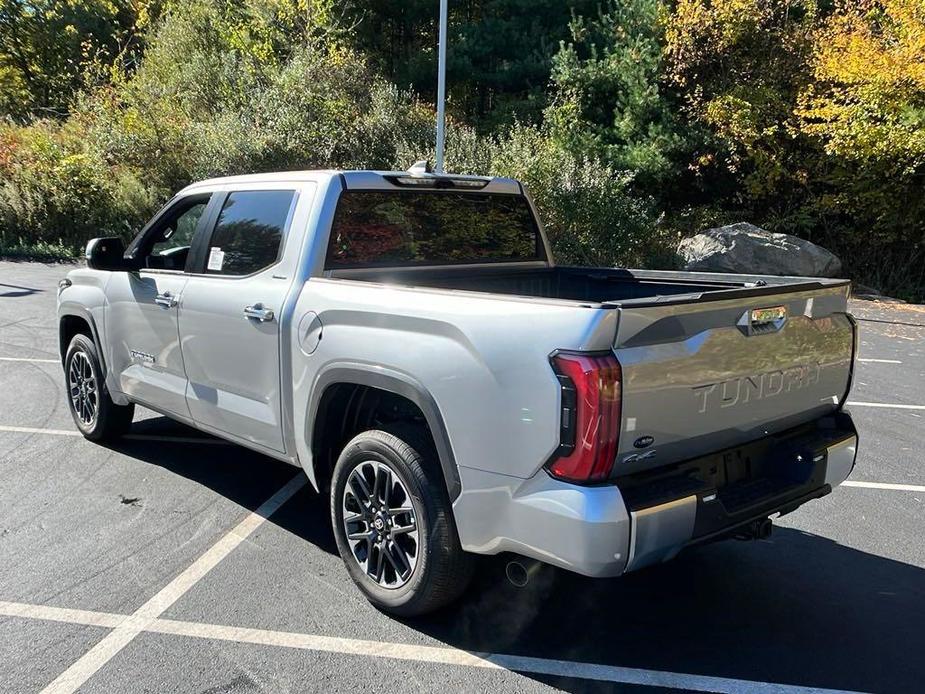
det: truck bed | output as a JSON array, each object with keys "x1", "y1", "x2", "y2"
[
  {"x1": 327, "y1": 262, "x2": 854, "y2": 477},
  {"x1": 330, "y1": 264, "x2": 845, "y2": 307}
]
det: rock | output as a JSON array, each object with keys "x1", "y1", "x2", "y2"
[{"x1": 678, "y1": 222, "x2": 842, "y2": 277}]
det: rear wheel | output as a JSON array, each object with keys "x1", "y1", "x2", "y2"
[
  {"x1": 330, "y1": 424, "x2": 474, "y2": 616},
  {"x1": 65, "y1": 334, "x2": 134, "y2": 441}
]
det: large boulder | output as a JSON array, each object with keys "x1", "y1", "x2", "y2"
[{"x1": 677, "y1": 222, "x2": 842, "y2": 277}]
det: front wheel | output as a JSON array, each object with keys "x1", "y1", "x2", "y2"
[
  {"x1": 330, "y1": 424, "x2": 474, "y2": 616},
  {"x1": 64, "y1": 333, "x2": 134, "y2": 441}
]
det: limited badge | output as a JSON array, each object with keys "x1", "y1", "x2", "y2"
[
  {"x1": 751, "y1": 305, "x2": 787, "y2": 324},
  {"x1": 738, "y1": 305, "x2": 788, "y2": 335}
]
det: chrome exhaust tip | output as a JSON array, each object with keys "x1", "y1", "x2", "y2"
[{"x1": 505, "y1": 559, "x2": 543, "y2": 587}]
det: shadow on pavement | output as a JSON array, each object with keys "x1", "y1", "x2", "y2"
[
  {"x1": 106, "y1": 416, "x2": 923, "y2": 693},
  {"x1": 413, "y1": 530, "x2": 925, "y2": 693},
  {"x1": 0, "y1": 282, "x2": 43, "y2": 298},
  {"x1": 106, "y1": 415, "x2": 338, "y2": 555}
]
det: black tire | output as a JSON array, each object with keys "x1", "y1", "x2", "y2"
[
  {"x1": 330, "y1": 423, "x2": 474, "y2": 616},
  {"x1": 64, "y1": 333, "x2": 134, "y2": 441}
]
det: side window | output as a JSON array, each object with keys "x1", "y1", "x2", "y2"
[
  {"x1": 151, "y1": 203, "x2": 206, "y2": 256},
  {"x1": 204, "y1": 190, "x2": 295, "y2": 276},
  {"x1": 140, "y1": 196, "x2": 210, "y2": 271}
]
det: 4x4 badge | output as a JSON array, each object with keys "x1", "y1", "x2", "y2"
[{"x1": 622, "y1": 449, "x2": 656, "y2": 464}]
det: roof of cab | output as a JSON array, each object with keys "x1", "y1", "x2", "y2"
[{"x1": 178, "y1": 170, "x2": 521, "y2": 196}]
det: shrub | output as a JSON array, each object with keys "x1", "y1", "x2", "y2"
[
  {"x1": 77, "y1": 2, "x2": 436, "y2": 186},
  {"x1": 490, "y1": 125, "x2": 670, "y2": 268},
  {"x1": 0, "y1": 235, "x2": 78, "y2": 261},
  {"x1": 31, "y1": 3, "x2": 436, "y2": 250},
  {"x1": 0, "y1": 119, "x2": 152, "y2": 251},
  {"x1": 404, "y1": 123, "x2": 669, "y2": 268}
]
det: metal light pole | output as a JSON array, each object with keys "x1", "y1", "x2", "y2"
[{"x1": 435, "y1": 0, "x2": 448, "y2": 173}]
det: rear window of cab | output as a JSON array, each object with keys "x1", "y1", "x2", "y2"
[{"x1": 325, "y1": 191, "x2": 543, "y2": 268}]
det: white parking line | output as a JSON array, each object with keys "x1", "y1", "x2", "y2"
[
  {"x1": 0, "y1": 424, "x2": 230, "y2": 445},
  {"x1": 38, "y1": 474, "x2": 307, "y2": 694},
  {"x1": 0, "y1": 356, "x2": 58, "y2": 363},
  {"x1": 842, "y1": 480, "x2": 925, "y2": 493},
  {"x1": 0, "y1": 601, "x2": 124, "y2": 629},
  {"x1": 0, "y1": 424, "x2": 80, "y2": 436},
  {"x1": 0, "y1": 412, "x2": 899, "y2": 693},
  {"x1": 149, "y1": 619, "x2": 861, "y2": 694},
  {"x1": 846, "y1": 401, "x2": 925, "y2": 411},
  {"x1": 856, "y1": 358, "x2": 902, "y2": 364},
  {"x1": 0, "y1": 599, "x2": 863, "y2": 694}
]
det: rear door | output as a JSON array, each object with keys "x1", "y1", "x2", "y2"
[
  {"x1": 612, "y1": 284, "x2": 855, "y2": 475},
  {"x1": 178, "y1": 188, "x2": 299, "y2": 453},
  {"x1": 106, "y1": 194, "x2": 213, "y2": 416}
]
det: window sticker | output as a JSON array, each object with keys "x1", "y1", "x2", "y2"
[{"x1": 207, "y1": 247, "x2": 225, "y2": 271}]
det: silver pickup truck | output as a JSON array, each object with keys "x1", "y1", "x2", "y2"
[{"x1": 57, "y1": 169, "x2": 858, "y2": 615}]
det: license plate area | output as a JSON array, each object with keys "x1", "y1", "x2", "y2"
[
  {"x1": 714, "y1": 444, "x2": 813, "y2": 514},
  {"x1": 619, "y1": 413, "x2": 856, "y2": 553},
  {"x1": 619, "y1": 418, "x2": 833, "y2": 515}
]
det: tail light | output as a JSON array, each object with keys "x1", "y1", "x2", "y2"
[{"x1": 546, "y1": 351, "x2": 622, "y2": 484}]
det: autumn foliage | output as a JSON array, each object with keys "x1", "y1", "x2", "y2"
[{"x1": 0, "y1": 0, "x2": 922, "y2": 297}]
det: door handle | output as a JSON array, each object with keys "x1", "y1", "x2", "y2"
[
  {"x1": 154, "y1": 291, "x2": 179, "y2": 308},
  {"x1": 243, "y1": 304, "x2": 275, "y2": 322}
]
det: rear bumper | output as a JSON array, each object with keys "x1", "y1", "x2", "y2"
[
  {"x1": 453, "y1": 411, "x2": 857, "y2": 577},
  {"x1": 620, "y1": 410, "x2": 857, "y2": 572}
]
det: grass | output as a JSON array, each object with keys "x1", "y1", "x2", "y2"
[{"x1": 0, "y1": 236, "x2": 81, "y2": 262}]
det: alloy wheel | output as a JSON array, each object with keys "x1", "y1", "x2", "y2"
[
  {"x1": 68, "y1": 350, "x2": 98, "y2": 427},
  {"x1": 342, "y1": 460, "x2": 419, "y2": 589}
]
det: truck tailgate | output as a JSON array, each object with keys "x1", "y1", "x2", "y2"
[{"x1": 612, "y1": 282, "x2": 855, "y2": 475}]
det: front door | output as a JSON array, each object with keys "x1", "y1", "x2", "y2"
[
  {"x1": 106, "y1": 194, "x2": 212, "y2": 417},
  {"x1": 178, "y1": 189, "x2": 298, "y2": 453}
]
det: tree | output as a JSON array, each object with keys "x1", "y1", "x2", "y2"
[
  {"x1": 797, "y1": 0, "x2": 925, "y2": 173},
  {"x1": 77, "y1": 0, "x2": 434, "y2": 194},
  {"x1": 795, "y1": 0, "x2": 925, "y2": 292},
  {"x1": 663, "y1": 0, "x2": 825, "y2": 222},
  {"x1": 343, "y1": 0, "x2": 596, "y2": 129},
  {"x1": 545, "y1": 0, "x2": 687, "y2": 193},
  {"x1": 0, "y1": 0, "x2": 148, "y2": 121}
]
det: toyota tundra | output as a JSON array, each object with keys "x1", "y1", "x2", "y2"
[{"x1": 57, "y1": 168, "x2": 858, "y2": 615}]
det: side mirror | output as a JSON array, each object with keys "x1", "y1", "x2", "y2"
[{"x1": 85, "y1": 237, "x2": 129, "y2": 271}]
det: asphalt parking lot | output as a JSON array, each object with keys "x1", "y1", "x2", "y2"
[{"x1": 1, "y1": 260, "x2": 923, "y2": 694}]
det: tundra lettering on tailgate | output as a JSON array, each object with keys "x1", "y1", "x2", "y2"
[{"x1": 692, "y1": 364, "x2": 821, "y2": 414}]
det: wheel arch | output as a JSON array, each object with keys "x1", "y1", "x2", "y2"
[
  {"x1": 305, "y1": 366, "x2": 461, "y2": 501},
  {"x1": 59, "y1": 309, "x2": 103, "y2": 368},
  {"x1": 58, "y1": 306, "x2": 128, "y2": 405}
]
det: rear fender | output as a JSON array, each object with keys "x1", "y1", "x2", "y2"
[{"x1": 302, "y1": 364, "x2": 461, "y2": 499}]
